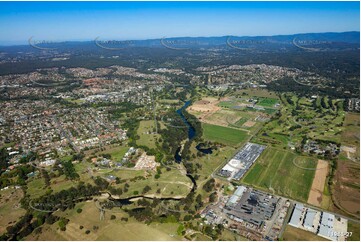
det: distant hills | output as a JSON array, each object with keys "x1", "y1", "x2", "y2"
[{"x1": 0, "y1": 31, "x2": 359, "y2": 50}]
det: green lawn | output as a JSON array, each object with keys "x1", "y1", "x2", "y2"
[
  {"x1": 242, "y1": 147, "x2": 316, "y2": 202},
  {"x1": 282, "y1": 225, "x2": 328, "y2": 241},
  {"x1": 257, "y1": 98, "x2": 278, "y2": 107},
  {"x1": 202, "y1": 123, "x2": 249, "y2": 146},
  {"x1": 137, "y1": 120, "x2": 162, "y2": 149},
  {"x1": 348, "y1": 221, "x2": 360, "y2": 241},
  {"x1": 99, "y1": 146, "x2": 129, "y2": 162},
  {"x1": 218, "y1": 101, "x2": 238, "y2": 108},
  {"x1": 112, "y1": 168, "x2": 193, "y2": 198}
]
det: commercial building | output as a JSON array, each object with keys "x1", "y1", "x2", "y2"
[
  {"x1": 218, "y1": 142, "x2": 266, "y2": 180},
  {"x1": 288, "y1": 203, "x2": 348, "y2": 241},
  {"x1": 223, "y1": 186, "x2": 278, "y2": 228}
]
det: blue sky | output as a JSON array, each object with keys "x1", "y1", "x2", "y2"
[{"x1": 0, "y1": 1, "x2": 359, "y2": 45}]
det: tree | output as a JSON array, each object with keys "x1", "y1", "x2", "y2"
[{"x1": 142, "y1": 185, "x2": 151, "y2": 194}]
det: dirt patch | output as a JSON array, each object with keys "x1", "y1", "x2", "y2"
[
  {"x1": 307, "y1": 160, "x2": 328, "y2": 207},
  {"x1": 187, "y1": 97, "x2": 222, "y2": 124},
  {"x1": 341, "y1": 145, "x2": 357, "y2": 161},
  {"x1": 188, "y1": 98, "x2": 221, "y2": 113},
  {"x1": 243, "y1": 120, "x2": 256, "y2": 127},
  {"x1": 333, "y1": 158, "x2": 360, "y2": 216}
]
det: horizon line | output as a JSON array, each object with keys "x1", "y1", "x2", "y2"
[{"x1": 0, "y1": 30, "x2": 359, "y2": 47}]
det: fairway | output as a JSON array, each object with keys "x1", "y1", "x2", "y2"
[
  {"x1": 242, "y1": 148, "x2": 316, "y2": 202},
  {"x1": 202, "y1": 123, "x2": 249, "y2": 146}
]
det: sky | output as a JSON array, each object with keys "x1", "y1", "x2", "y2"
[{"x1": 0, "y1": 1, "x2": 359, "y2": 45}]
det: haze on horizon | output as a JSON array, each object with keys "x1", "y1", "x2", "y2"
[{"x1": 0, "y1": 1, "x2": 359, "y2": 45}]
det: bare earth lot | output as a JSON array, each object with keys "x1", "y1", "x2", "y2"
[{"x1": 307, "y1": 159, "x2": 329, "y2": 207}]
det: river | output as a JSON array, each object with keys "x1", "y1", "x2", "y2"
[{"x1": 174, "y1": 100, "x2": 213, "y2": 163}]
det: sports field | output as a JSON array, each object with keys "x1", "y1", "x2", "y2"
[
  {"x1": 257, "y1": 97, "x2": 278, "y2": 107},
  {"x1": 202, "y1": 123, "x2": 249, "y2": 146},
  {"x1": 242, "y1": 147, "x2": 316, "y2": 202}
]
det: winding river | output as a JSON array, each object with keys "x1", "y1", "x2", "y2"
[{"x1": 174, "y1": 100, "x2": 213, "y2": 163}]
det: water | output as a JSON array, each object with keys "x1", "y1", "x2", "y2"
[
  {"x1": 174, "y1": 100, "x2": 213, "y2": 162},
  {"x1": 195, "y1": 143, "x2": 213, "y2": 154},
  {"x1": 176, "y1": 100, "x2": 196, "y2": 140},
  {"x1": 109, "y1": 195, "x2": 183, "y2": 205}
]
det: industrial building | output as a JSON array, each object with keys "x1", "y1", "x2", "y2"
[
  {"x1": 218, "y1": 142, "x2": 266, "y2": 180},
  {"x1": 288, "y1": 203, "x2": 348, "y2": 241},
  {"x1": 223, "y1": 186, "x2": 278, "y2": 228}
]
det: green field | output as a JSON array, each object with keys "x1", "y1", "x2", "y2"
[
  {"x1": 218, "y1": 100, "x2": 239, "y2": 108},
  {"x1": 282, "y1": 225, "x2": 328, "y2": 241},
  {"x1": 137, "y1": 120, "x2": 162, "y2": 149},
  {"x1": 111, "y1": 168, "x2": 193, "y2": 198},
  {"x1": 348, "y1": 221, "x2": 360, "y2": 241},
  {"x1": 26, "y1": 201, "x2": 182, "y2": 241},
  {"x1": 234, "y1": 117, "x2": 248, "y2": 127},
  {"x1": 257, "y1": 98, "x2": 278, "y2": 107},
  {"x1": 202, "y1": 123, "x2": 249, "y2": 146},
  {"x1": 0, "y1": 188, "x2": 26, "y2": 234},
  {"x1": 242, "y1": 147, "x2": 316, "y2": 202},
  {"x1": 99, "y1": 145, "x2": 129, "y2": 162}
]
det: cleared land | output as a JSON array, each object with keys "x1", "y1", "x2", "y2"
[
  {"x1": 187, "y1": 97, "x2": 220, "y2": 113},
  {"x1": 333, "y1": 158, "x2": 360, "y2": 216},
  {"x1": 332, "y1": 112, "x2": 360, "y2": 217},
  {"x1": 307, "y1": 159, "x2": 329, "y2": 207},
  {"x1": 202, "y1": 123, "x2": 249, "y2": 146},
  {"x1": 341, "y1": 112, "x2": 360, "y2": 161},
  {"x1": 282, "y1": 225, "x2": 328, "y2": 241},
  {"x1": 242, "y1": 148, "x2": 316, "y2": 202}
]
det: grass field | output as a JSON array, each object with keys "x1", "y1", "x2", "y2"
[
  {"x1": 348, "y1": 221, "x2": 360, "y2": 241},
  {"x1": 257, "y1": 98, "x2": 278, "y2": 107},
  {"x1": 98, "y1": 145, "x2": 129, "y2": 162},
  {"x1": 0, "y1": 188, "x2": 26, "y2": 234},
  {"x1": 281, "y1": 225, "x2": 328, "y2": 241},
  {"x1": 27, "y1": 201, "x2": 182, "y2": 241},
  {"x1": 137, "y1": 120, "x2": 162, "y2": 149},
  {"x1": 242, "y1": 148, "x2": 316, "y2": 202},
  {"x1": 202, "y1": 123, "x2": 249, "y2": 146},
  {"x1": 27, "y1": 177, "x2": 47, "y2": 198},
  {"x1": 235, "y1": 88, "x2": 279, "y2": 99},
  {"x1": 218, "y1": 101, "x2": 237, "y2": 108},
  {"x1": 112, "y1": 168, "x2": 193, "y2": 198}
]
